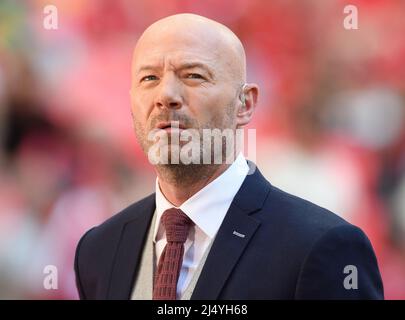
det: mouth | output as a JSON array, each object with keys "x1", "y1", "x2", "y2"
[{"x1": 156, "y1": 121, "x2": 187, "y2": 130}]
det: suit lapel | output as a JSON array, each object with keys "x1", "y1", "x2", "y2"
[
  {"x1": 191, "y1": 164, "x2": 270, "y2": 299},
  {"x1": 107, "y1": 195, "x2": 156, "y2": 299}
]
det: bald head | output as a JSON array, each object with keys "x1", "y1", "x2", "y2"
[
  {"x1": 132, "y1": 13, "x2": 246, "y2": 86},
  {"x1": 130, "y1": 13, "x2": 259, "y2": 169}
]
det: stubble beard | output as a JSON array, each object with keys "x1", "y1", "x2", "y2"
[{"x1": 133, "y1": 103, "x2": 236, "y2": 188}]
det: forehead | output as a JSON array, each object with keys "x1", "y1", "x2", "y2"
[{"x1": 133, "y1": 28, "x2": 225, "y2": 71}]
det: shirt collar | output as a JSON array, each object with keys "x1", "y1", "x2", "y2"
[{"x1": 153, "y1": 153, "x2": 249, "y2": 241}]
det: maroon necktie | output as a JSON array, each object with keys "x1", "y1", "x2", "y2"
[{"x1": 153, "y1": 208, "x2": 194, "y2": 300}]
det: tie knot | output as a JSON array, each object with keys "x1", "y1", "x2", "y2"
[{"x1": 162, "y1": 208, "x2": 193, "y2": 243}]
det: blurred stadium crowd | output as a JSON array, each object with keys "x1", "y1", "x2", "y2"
[{"x1": 0, "y1": 0, "x2": 404, "y2": 299}]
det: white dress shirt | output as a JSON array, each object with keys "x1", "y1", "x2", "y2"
[{"x1": 153, "y1": 153, "x2": 249, "y2": 298}]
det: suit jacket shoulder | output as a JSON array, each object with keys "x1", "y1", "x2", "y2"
[
  {"x1": 75, "y1": 193, "x2": 155, "y2": 299},
  {"x1": 214, "y1": 175, "x2": 383, "y2": 299}
]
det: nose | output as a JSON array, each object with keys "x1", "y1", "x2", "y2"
[{"x1": 154, "y1": 74, "x2": 183, "y2": 110}]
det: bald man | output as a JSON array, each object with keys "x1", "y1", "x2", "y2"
[{"x1": 74, "y1": 14, "x2": 383, "y2": 300}]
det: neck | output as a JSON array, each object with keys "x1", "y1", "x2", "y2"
[{"x1": 156, "y1": 163, "x2": 230, "y2": 207}]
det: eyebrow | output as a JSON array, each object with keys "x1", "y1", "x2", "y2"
[{"x1": 137, "y1": 62, "x2": 214, "y2": 79}]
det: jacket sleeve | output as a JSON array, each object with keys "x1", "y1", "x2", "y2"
[
  {"x1": 294, "y1": 224, "x2": 384, "y2": 299},
  {"x1": 74, "y1": 227, "x2": 95, "y2": 300}
]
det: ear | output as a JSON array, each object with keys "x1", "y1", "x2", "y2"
[{"x1": 236, "y1": 83, "x2": 259, "y2": 128}]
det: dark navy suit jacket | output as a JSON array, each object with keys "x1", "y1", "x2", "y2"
[{"x1": 74, "y1": 163, "x2": 384, "y2": 299}]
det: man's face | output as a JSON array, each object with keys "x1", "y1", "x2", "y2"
[{"x1": 130, "y1": 27, "x2": 240, "y2": 161}]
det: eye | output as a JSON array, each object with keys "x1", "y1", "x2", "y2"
[
  {"x1": 141, "y1": 75, "x2": 158, "y2": 82},
  {"x1": 186, "y1": 73, "x2": 204, "y2": 79}
]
